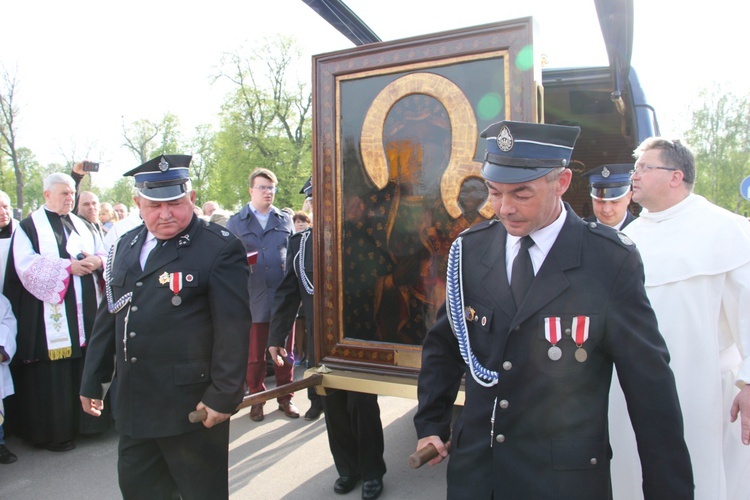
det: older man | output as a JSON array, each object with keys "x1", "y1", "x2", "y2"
[
  {"x1": 113, "y1": 203, "x2": 128, "y2": 222},
  {"x1": 80, "y1": 154, "x2": 250, "y2": 499},
  {"x1": 610, "y1": 138, "x2": 750, "y2": 500},
  {"x1": 414, "y1": 121, "x2": 693, "y2": 499},
  {"x1": 0, "y1": 190, "x2": 17, "y2": 292},
  {"x1": 77, "y1": 191, "x2": 104, "y2": 239},
  {"x1": 4, "y1": 173, "x2": 106, "y2": 451}
]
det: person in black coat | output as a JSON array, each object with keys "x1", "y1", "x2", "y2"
[
  {"x1": 79, "y1": 155, "x2": 251, "y2": 499},
  {"x1": 581, "y1": 163, "x2": 636, "y2": 230},
  {"x1": 413, "y1": 121, "x2": 693, "y2": 499},
  {"x1": 268, "y1": 177, "x2": 387, "y2": 500}
]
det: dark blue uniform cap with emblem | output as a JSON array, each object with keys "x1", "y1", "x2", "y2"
[
  {"x1": 581, "y1": 163, "x2": 633, "y2": 200},
  {"x1": 122, "y1": 154, "x2": 192, "y2": 201},
  {"x1": 299, "y1": 176, "x2": 312, "y2": 197},
  {"x1": 480, "y1": 121, "x2": 581, "y2": 184}
]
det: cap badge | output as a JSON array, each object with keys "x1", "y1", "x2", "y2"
[
  {"x1": 158, "y1": 272, "x2": 170, "y2": 285},
  {"x1": 601, "y1": 166, "x2": 610, "y2": 178},
  {"x1": 158, "y1": 157, "x2": 169, "y2": 172},
  {"x1": 497, "y1": 125, "x2": 514, "y2": 152}
]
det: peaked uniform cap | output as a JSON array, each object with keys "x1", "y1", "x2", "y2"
[
  {"x1": 299, "y1": 176, "x2": 312, "y2": 197},
  {"x1": 582, "y1": 163, "x2": 633, "y2": 200},
  {"x1": 480, "y1": 121, "x2": 581, "y2": 183},
  {"x1": 123, "y1": 154, "x2": 192, "y2": 201}
]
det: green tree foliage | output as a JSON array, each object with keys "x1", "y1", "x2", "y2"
[
  {"x1": 101, "y1": 177, "x2": 136, "y2": 207},
  {"x1": 187, "y1": 123, "x2": 216, "y2": 207},
  {"x1": 684, "y1": 86, "x2": 750, "y2": 214},
  {"x1": 212, "y1": 35, "x2": 312, "y2": 212},
  {"x1": 122, "y1": 112, "x2": 184, "y2": 163}
]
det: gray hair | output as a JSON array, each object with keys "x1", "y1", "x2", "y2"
[
  {"x1": 0, "y1": 190, "x2": 10, "y2": 205},
  {"x1": 43, "y1": 173, "x2": 76, "y2": 192}
]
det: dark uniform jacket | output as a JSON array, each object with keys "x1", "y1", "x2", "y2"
[
  {"x1": 226, "y1": 204, "x2": 292, "y2": 323},
  {"x1": 414, "y1": 206, "x2": 693, "y2": 499},
  {"x1": 583, "y1": 210, "x2": 635, "y2": 230},
  {"x1": 268, "y1": 228, "x2": 313, "y2": 348},
  {"x1": 80, "y1": 216, "x2": 251, "y2": 439}
]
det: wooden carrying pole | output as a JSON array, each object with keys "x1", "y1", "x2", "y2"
[
  {"x1": 407, "y1": 444, "x2": 439, "y2": 469},
  {"x1": 188, "y1": 373, "x2": 323, "y2": 423}
]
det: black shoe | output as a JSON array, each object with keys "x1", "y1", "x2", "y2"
[
  {"x1": 304, "y1": 404, "x2": 323, "y2": 421},
  {"x1": 333, "y1": 475, "x2": 360, "y2": 494},
  {"x1": 0, "y1": 445, "x2": 17, "y2": 464},
  {"x1": 362, "y1": 478, "x2": 383, "y2": 500},
  {"x1": 46, "y1": 441, "x2": 76, "y2": 452}
]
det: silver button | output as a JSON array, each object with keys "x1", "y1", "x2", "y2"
[
  {"x1": 589, "y1": 222, "x2": 597, "y2": 228},
  {"x1": 135, "y1": 282, "x2": 143, "y2": 287},
  {"x1": 129, "y1": 332, "x2": 136, "y2": 338},
  {"x1": 502, "y1": 361, "x2": 512, "y2": 371},
  {"x1": 131, "y1": 306, "x2": 138, "y2": 312},
  {"x1": 513, "y1": 325, "x2": 520, "y2": 331},
  {"x1": 499, "y1": 399, "x2": 509, "y2": 409},
  {"x1": 130, "y1": 357, "x2": 138, "y2": 363},
  {"x1": 495, "y1": 434, "x2": 505, "y2": 444},
  {"x1": 590, "y1": 458, "x2": 598, "y2": 465},
  {"x1": 564, "y1": 328, "x2": 571, "y2": 336}
]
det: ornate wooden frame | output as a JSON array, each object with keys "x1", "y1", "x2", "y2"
[{"x1": 312, "y1": 18, "x2": 538, "y2": 377}]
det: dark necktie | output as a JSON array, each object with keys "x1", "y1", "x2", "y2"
[
  {"x1": 510, "y1": 235, "x2": 535, "y2": 307},
  {"x1": 145, "y1": 238, "x2": 165, "y2": 268}
]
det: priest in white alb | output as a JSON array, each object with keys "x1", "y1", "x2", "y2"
[{"x1": 609, "y1": 137, "x2": 750, "y2": 500}]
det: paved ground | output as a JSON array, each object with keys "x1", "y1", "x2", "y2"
[{"x1": 0, "y1": 366, "x2": 448, "y2": 499}]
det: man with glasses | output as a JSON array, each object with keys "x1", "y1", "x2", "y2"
[
  {"x1": 227, "y1": 168, "x2": 297, "y2": 422},
  {"x1": 581, "y1": 163, "x2": 636, "y2": 230},
  {"x1": 610, "y1": 137, "x2": 750, "y2": 500}
]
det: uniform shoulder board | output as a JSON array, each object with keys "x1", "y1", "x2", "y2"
[
  {"x1": 458, "y1": 218, "x2": 499, "y2": 238},
  {"x1": 203, "y1": 221, "x2": 235, "y2": 240},
  {"x1": 585, "y1": 221, "x2": 634, "y2": 247}
]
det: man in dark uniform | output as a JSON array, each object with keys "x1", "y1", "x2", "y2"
[
  {"x1": 268, "y1": 177, "x2": 386, "y2": 500},
  {"x1": 581, "y1": 163, "x2": 636, "y2": 230},
  {"x1": 79, "y1": 154, "x2": 250, "y2": 499},
  {"x1": 413, "y1": 121, "x2": 693, "y2": 499}
]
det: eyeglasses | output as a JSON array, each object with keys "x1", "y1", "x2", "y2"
[
  {"x1": 252, "y1": 185, "x2": 277, "y2": 193},
  {"x1": 630, "y1": 164, "x2": 680, "y2": 176}
]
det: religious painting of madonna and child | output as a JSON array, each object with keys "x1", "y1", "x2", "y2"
[{"x1": 312, "y1": 19, "x2": 538, "y2": 375}]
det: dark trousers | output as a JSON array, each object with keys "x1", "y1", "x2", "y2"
[
  {"x1": 118, "y1": 421, "x2": 230, "y2": 500},
  {"x1": 322, "y1": 390, "x2": 387, "y2": 481},
  {"x1": 247, "y1": 322, "x2": 294, "y2": 404}
]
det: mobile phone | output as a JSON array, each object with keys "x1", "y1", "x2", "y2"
[{"x1": 83, "y1": 161, "x2": 100, "y2": 172}]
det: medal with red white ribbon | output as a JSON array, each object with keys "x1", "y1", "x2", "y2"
[
  {"x1": 571, "y1": 315, "x2": 590, "y2": 362},
  {"x1": 544, "y1": 316, "x2": 562, "y2": 361},
  {"x1": 170, "y1": 272, "x2": 183, "y2": 306}
]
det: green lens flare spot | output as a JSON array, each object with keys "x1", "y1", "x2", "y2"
[
  {"x1": 477, "y1": 93, "x2": 504, "y2": 120},
  {"x1": 515, "y1": 45, "x2": 534, "y2": 71}
]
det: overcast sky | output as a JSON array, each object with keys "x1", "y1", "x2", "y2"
[{"x1": 2, "y1": 0, "x2": 747, "y2": 189}]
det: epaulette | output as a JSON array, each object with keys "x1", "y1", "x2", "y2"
[
  {"x1": 457, "y1": 218, "x2": 500, "y2": 238},
  {"x1": 584, "y1": 220, "x2": 634, "y2": 248},
  {"x1": 202, "y1": 220, "x2": 236, "y2": 240}
]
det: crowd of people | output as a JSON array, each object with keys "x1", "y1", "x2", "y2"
[{"x1": 0, "y1": 119, "x2": 748, "y2": 500}]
